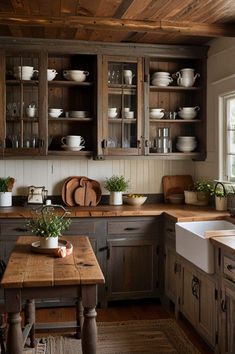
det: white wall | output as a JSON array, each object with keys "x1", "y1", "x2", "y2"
[
  {"x1": 195, "y1": 37, "x2": 235, "y2": 181},
  {"x1": 0, "y1": 158, "x2": 194, "y2": 196}
]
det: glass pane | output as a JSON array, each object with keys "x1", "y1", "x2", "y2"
[
  {"x1": 6, "y1": 55, "x2": 39, "y2": 149},
  {"x1": 228, "y1": 155, "x2": 235, "y2": 179},
  {"x1": 228, "y1": 98, "x2": 235, "y2": 129},
  {"x1": 228, "y1": 131, "x2": 235, "y2": 153}
]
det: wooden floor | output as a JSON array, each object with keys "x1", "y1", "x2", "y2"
[{"x1": 35, "y1": 299, "x2": 213, "y2": 354}]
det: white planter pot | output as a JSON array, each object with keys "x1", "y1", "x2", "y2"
[
  {"x1": 0, "y1": 192, "x2": 12, "y2": 207},
  {"x1": 109, "y1": 191, "x2": 123, "y2": 205},
  {"x1": 215, "y1": 196, "x2": 227, "y2": 211},
  {"x1": 40, "y1": 236, "x2": 58, "y2": 249}
]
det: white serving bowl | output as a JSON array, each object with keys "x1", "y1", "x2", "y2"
[
  {"x1": 149, "y1": 110, "x2": 164, "y2": 119},
  {"x1": 63, "y1": 70, "x2": 89, "y2": 82},
  {"x1": 123, "y1": 195, "x2": 147, "y2": 206},
  {"x1": 49, "y1": 112, "x2": 62, "y2": 118},
  {"x1": 178, "y1": 111, "x2": 197, "y2": 119}
]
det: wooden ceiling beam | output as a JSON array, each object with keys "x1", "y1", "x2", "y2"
[{"x1": 0, "y1": 14, "x2": 235, "y2": 37}]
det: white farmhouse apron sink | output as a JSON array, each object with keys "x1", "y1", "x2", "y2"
[{"x1": 175, "y1": 220, "x2": 235, "y2": 274}]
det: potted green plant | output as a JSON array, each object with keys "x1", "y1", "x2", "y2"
[
  {"x1": 0, "y1": 177, "x2": 15, "y2": 207},
  {"x1": 184, "y1": 178, "x2": 213, "y2": 206},
  {"x1": 104, "y1": 175, "x2": 129, "y2": 205},
  {"x1": 27, "y1": 205, "x2": 71, "y2": 248}
]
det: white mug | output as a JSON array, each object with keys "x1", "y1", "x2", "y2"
[
  {"x1": 61, "y1": 135, "x2": 85, "y2": 147},
  {"x1": 26, "y1": 107, "x2": 36, "y2": 118}
]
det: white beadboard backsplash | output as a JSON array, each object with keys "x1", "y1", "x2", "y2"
[{"x1": 0, "y1": 159, "x2": 195, "y2": 196}]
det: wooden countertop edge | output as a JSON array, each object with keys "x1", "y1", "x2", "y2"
[{"x1": 1, "y1": 204, "x2": 235, "y2": 253}]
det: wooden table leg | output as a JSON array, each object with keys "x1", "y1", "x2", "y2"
[
  {"x1": 25, "y1": 299, "x2": 35, "y2": 347},
  {"x1": 75, "y1": 298, "x2": 84, "y2": 339},
  {"x1": 7, "y1": 312, "x2": 23, "y2": 354},
  {"x1": 81, "y1": 307, "x2": 97, "y2": 354},
  {"x1": 81, "y1": 284, "x2": 98, "y2": 354}
]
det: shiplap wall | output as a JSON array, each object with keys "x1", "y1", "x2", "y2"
[
  {"x1": 195, "y1": 37, "x2": 235, "y2": 180},
  {"x1": 0, "y1": 159, "x2": 195, "y2": 196}
]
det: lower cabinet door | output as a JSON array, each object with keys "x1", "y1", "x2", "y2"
[
  {"x1": 222, "y1": 284, "x2": 235, "y2": 354},
  {"x1": 165, "y1": 246, "x2": 178, "y2": 303},
  {"x1": 106, "y1": 238, "x2": 158, "y2": 300},
  {"x1": 180, "y1": 260, "x2": 217, "y2": 347}
]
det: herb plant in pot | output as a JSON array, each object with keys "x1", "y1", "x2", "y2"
[
  {"x1": 27, "y1": 205, "x2": 71, "y2": 248},
  {"x1": 0, "y1": 177, "x2": 15, "y2": 207},
  {"x1": 104, "y1": 175, "x2": 129, "y2": 205},
  {"x1": 184, "y1": 179, "x2": 213, "y2": 206}
]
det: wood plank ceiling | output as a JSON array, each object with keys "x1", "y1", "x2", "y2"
[{"x1": 0, "y1": 0, "x2": 235, "y2": 45}]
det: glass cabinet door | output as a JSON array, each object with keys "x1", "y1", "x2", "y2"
[
  {"x1": 101, "y1": 56, "x2": 143, "y2": 156},
  {"x1": 5, "y1": 53, "x2": 42, "y2": 155}
]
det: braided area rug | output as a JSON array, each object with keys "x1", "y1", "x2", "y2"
[{"x1": 36, "y1": 319, "x2": 202, "y2": 354}]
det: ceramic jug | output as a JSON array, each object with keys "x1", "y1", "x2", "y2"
[{"x1": 176, "y1": 68, "x2": 200, "y2": 87}]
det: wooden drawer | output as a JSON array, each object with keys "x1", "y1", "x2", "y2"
[
  {"x1": 0, "y1": 221, "x2": 31, "y2": 236},
  {"x1": 107, "y1": 219, "x2": 158, "y2": 235},
  {"x1": 224, "y1": 256, "x2": 235, "y2": 283},
  {"x1": 164, "y1": 217, "x2": 176, "y2": 246},
  {"x1": 63, "y1": 221, "x2": 96, "y2": 235}
]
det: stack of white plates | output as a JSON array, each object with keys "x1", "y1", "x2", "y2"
[
  {"x1": 151, "y1": 72, "x2": 173, "y2": 87},
  {"x1": 176, "y1": 136, "x2": 197, "y2": 152},
  {"x1": 69, "y1": 111, "x2": 89, "y2": 118}
]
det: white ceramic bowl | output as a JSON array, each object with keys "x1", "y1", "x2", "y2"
[
  {"x1": 63, "y1": 70, "x2": 89, "y2": 82},
  {"x1": 178, "y1": 111, "x2": 197, "y2": 119},
  {"x1": 123, "y1": 195, "x2": 147, "y2": 206},
  {"x1": 177, "y1": 136, "x2": 196, "y2": 141},
  {"x1": 152, "y1": 71, "x2": 170, "y2": 77},
  {"x1": 176, "y1": 142, "x2": 197, "y2": 152},
  {"x1": 149, "y1": 111, "x2": 164, "y2": 119},
  {"x1": 108, "y1": 112, "x2": 118, "y2": 118},
  {"x1": 108, "y1": 107, "x2": 117, "y2": 113},
  {"x1": 49, "y1": 111, "x2": 62, "y2": 118},
  {"x1": 151, "y1": 78, "x2": 172, "y2": 87},
  {"x1": 124, "y1": 111, "x2": 134, "y2": 119}
]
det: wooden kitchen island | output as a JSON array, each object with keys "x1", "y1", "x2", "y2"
[{"x1": 0, "y1": 235, "x2": 105, "y2": 354}]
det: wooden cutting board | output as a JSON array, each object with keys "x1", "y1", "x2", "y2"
[
  {"x1": 162, "y1": 175, "x2": 194, "y2": 202},
  {"x1": 62, "y1": 176, "x2": 102, "y2": 206}
]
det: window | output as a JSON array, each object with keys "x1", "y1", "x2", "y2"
[{"x1": 221, "y1": 93, "x2": 235, "y2": 182}]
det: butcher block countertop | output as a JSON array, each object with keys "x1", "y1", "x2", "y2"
[
  {"x1": 0, "y1": 203, "x2": 230, "y2": 220},
  {"x1": 1, "y1": 203, "x2": 235, "y2": 253}
]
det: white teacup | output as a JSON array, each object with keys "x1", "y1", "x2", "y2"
[{"x1": 61, "y1": 135, "x2": 85, "y2": 147}]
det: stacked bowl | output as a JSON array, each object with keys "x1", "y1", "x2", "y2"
[
  {"x1": 176, "y1": 136, "x2": 197, "y2": 152},
  {"x1": 151, "y1": 72, "x2": 173, "y2": 87}
]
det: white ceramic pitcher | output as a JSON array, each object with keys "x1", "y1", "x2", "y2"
[{"x1": 176, "y1": 68, "x2": 200, "y2": 87}]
